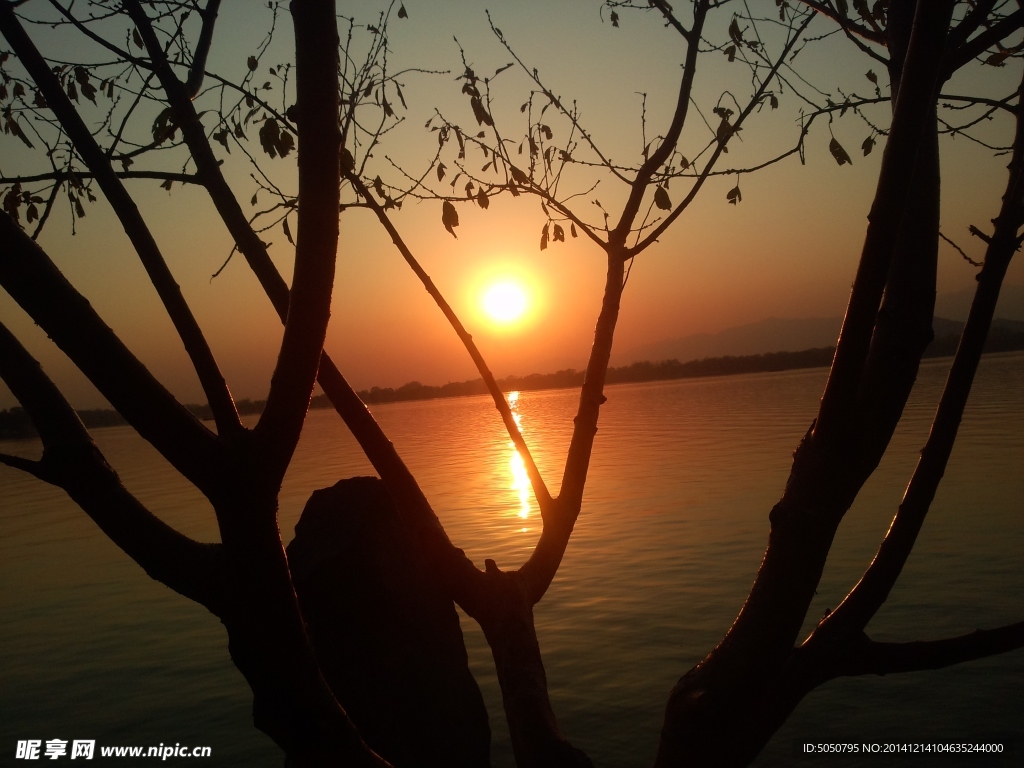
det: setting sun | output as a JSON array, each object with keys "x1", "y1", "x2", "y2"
[{"x1": 482, "y1": 281, "x2": 528, "y2": 324}]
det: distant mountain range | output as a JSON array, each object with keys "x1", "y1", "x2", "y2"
[
  {"x1": 616, "y1": 316, "x2": 844, "y2": 367},
  {"x1": 615, "y1": 287, "x2": 1024, "y2": 366},
  {"x1": 935, "y1": 284, "x2": 1024, "y2": 322}
]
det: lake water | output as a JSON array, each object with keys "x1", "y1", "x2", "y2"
[{"x1": 1, "y1": 353, "x2": 1022, "y2": 766}]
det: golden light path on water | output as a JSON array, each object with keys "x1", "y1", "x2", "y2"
[{"x1": 506, "y1": 391, "x2": 532, "y2": 531}]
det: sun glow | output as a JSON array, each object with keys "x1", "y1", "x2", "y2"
[
  {"x1": 507, "y1": 391, "x2": 532, "y2": 526},
  {"x1": 482, "y1": 281, "x2": 528, "y2": 324}
]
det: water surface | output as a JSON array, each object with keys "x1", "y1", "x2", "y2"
[{"x1": 2, "y1": 353, "x2": 1021, "y2": 765}]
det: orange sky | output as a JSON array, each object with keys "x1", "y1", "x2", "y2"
[{"x1": 1, "y1": 1, "x2": 1021, "y2": 410}]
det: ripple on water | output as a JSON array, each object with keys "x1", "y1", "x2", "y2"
[{"x1": 1, "y1": 353, "x2": 1021, "y2": 766}]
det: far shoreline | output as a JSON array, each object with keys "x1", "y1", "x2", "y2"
[{"x1": 2, "y1": 335, "x2": 1023, "y2": 441}]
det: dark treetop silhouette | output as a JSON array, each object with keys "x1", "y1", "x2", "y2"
[{"x1": 1, "y1": 1, "x2": 1023, "y2": 766}]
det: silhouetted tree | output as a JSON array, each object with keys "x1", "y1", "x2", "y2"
[{"x1": 1, "y1": 2, "x2": 1022, "y2": 766}]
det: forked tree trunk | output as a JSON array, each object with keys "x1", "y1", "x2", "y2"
[{"x1": 654, "y1": 3, "x2": 955, "y2": 765}]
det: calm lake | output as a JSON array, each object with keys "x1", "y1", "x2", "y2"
[{"x1": 1, "y1": 353, "x2": 1022, "y2": 766}]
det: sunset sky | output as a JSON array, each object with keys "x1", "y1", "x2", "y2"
[{"x1": 1, "y1": 1, "x2": 1021, "y2": 410}]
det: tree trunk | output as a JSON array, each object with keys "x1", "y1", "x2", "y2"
[
  {"x1": 653, "y1": 3, "x2": 955, "y2": 765},
  {"x1": 288, "y1": 477, "x2": 491, "y2": 768}
]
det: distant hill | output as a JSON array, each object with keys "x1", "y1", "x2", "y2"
[
  {"x1": 615, "y1": 312, "x2": 1024, "y2": 366},
  {"x1": 935, "y1": 284, "x2": 1024, "y2": 322},
  {"x1": 615, "y1": 316, "x2": 843, "y2": 367}
]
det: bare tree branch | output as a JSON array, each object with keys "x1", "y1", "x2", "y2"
[
  {"x1": 0, "y1": 319, "x2": 225, "y2": 614},
  {"x1": 116, "y1": 0, "x2": 490, "y2": 615},
  {"x1": 45, "y1": 0, "x2": 151, "y2": 70},
  {"x1": 814, "y1": 67, "x2": 1024, "y2": 636},
  {"x1": 814, "y1": 0, "x2": 955, "y2": 446},
  {"x1": 0, "y1": 170, "x2": 201, "y2": 185},
  {"x1": 0, "y1": 451, "x2": 43, "y2": 476},
  {"x1": 655, "y1": 7, "x2": 961, "y2": 765},
  {"x1": 30, "y1": 176, "x2": 61, "y2": 239},
  {"x1": 944, "y1": 8, "x2": 1024, "y2": 74},
  {"x1": 644, "y1": 0, "x2": 694, "y2": 42},
  {"x1": 632, "y1": 11, "x2": 815, "y2": 254},
  {"x1": 478, "y1": 564, "x2": 594, "y2": 768},
  {"x1": 0, "y1": 2, "x2": 242, "y2": 438},
  {"x1": 184, "y1": 0, "x2": 221, "y2": 98},
  {"x1": 796, "y1": 0, "x2": 887, "y2": 45},
  {"x1": 610, "y1": 1, "x2": 709, "y2": 249},
  {"x1": 838, "y1": 623, "x2": 1024, "y2": 676},
  {"x1": 940, "y1": 91, "x2": 1020, "y2": 116},
  {"x1": 748, "y1": 612, "x2": 1024, "y2": 760},
  {"x1": 347, "y1": 171, "x2": 553, "y2": 512},
  {"x1": 485, "y1": 14, "x2": 633, "y2": 188},
  {"x1": 939, "y1": 230, "x2": 983, "y2": 266},
  {"x1": 741, "y1": 46, "x2": 1024, "y2": 765},
  {"x1": 945, "y1": 0, "x2": 998, "y2": 54},
  {"x1": 241, "y1": 0, "x2": 341, "y2": 483},
  {"x1": 0, "y1": 211, "x2": 222, "y2": 494},
  {"x1": 519, "y1": 257, "x2": 624, "y2": 604}
]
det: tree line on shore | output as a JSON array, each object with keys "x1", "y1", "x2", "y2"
[{"x1": 4, "y1": 328, "x2": 1022, "y2": 440}]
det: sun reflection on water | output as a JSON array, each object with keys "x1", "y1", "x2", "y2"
[{"x1": 507, "y1": 391, "x2": 532, "y2": 528}]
